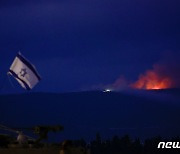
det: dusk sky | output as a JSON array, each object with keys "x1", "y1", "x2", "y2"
[{"x1": 0, "y1": 0, "x2": 180, "y2": 93}]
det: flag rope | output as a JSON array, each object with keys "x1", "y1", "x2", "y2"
[{"x1": 7, "y1": 73, "x2": 15, "y2": 89}]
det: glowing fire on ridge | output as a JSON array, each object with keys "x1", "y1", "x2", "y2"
[{"x1": 131, "y1": 70, "x2": 172, "y2": 90}]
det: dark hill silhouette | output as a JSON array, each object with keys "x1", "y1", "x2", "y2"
[{"x1": 0, "y1": 89, "x2": 180, "y2": 141}]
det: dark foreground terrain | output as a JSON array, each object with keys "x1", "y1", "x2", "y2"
[{"x1": 0, "y1": 89, "x2": 180, "y2": 142}]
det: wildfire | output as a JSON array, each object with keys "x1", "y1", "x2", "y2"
[{"x1": 131, "y1": 70, "x2": 172, "y2": 90}]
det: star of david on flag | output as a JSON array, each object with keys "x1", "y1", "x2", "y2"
[{"x1": 8, "y1": 52, "x2": 41, "y2": 90}]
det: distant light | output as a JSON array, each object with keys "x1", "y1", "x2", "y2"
[{"x1": 103, "y1": 89, "x2": 112, "y2": 92}]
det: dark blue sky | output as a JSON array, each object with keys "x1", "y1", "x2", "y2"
[{"x1": 0, "y1": 0, "x2": 180, "y2": 93}]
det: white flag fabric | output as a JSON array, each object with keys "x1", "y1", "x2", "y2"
[{"x1": 8, "y1": 52, "x2": 41, "y2": 90}]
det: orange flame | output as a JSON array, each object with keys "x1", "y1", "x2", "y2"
[{"x1": 131, "y1": 70, "x2": 172, "y2": 90}]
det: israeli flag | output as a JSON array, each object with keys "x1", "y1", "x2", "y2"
[{"x1": 8, "y1": 52, "x2": 41, "y2": 90}]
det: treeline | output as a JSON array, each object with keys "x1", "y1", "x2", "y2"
[
  {"x1": 1, "y1": 132, "x2": 180, "y2": 153},
  {"x1": 73, "y1": 133, "x2": 180, "y2": 154}
]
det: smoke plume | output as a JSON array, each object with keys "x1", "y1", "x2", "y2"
[
  {"x1": 89, "y1": 52, "x2": 180, "y2": 91},
  {"x1": 131, "y1": 52, "x2": 180, "y2": 90}
]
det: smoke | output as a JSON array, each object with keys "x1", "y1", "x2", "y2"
[
  {"x1": 131, "y1": 52, "x2": 180, "y2": 90},
  {"x1": 104, "y1": 76, "x2": 129, "y2": 91},
  {"x1": 90, "y1": 52, "x2": 180, "y2": 91},
  {"x1": 130, "y1": 66, "x2": 173, "y2": 90},
  {"x1": 88, "y1": 76, "x2": 129, "y2": 91}
]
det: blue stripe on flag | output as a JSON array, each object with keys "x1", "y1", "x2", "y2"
[
  {"x1": 16, "y1": 53, "x2": 41, "y2": 81},
  {"x1": 9, "y1": 70, "x2": 31, "y2": 90}
]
